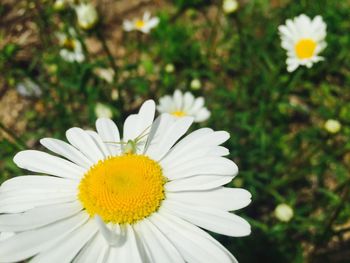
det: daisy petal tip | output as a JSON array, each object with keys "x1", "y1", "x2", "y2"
[{"x1": 13, "y1": 150, "x2": 27, "y2": 167}]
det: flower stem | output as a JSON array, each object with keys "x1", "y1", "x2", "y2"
[
  {"x1": 96, "y1": 30, "x2": 124, "y2": 111},
  {"x1": 0, "y1": 122, "x2": 26, "y2": 150}
]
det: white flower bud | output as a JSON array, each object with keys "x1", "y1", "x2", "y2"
[
  {"x1": 223, "y1": 0, "x2": 239, "y2": 14},
  {"x1": 274, "y1": 204, "x2": 294, "y2": 222},
  {"x1": 324, "y1": 119, "x2": 341, "y2": 134},
  {"x1": 190, "y1": 79, "x2": 201, "y2": 90},
  {"x1": 165, "y1": 64, "x2": 175, "y2": 73}
]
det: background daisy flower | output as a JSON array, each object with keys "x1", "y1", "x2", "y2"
[
  {"x1": 157, "y1": 90, "x2": 211, "y2": 123},
  {"x1": 57, "y1": 28, "x2": 85, "y2": 63},
  {"x1": 278, "y1": 14, "x2": 327, "y2": 72},
  {"x1": 123, "y1": 12, "x2": 160, "y2": 34},
  {"x1": 74, "y1": 3, "x2": 98, "y2": 30},
  {"x1": 0, "y1": 100, "x2": 251, "y2": 262}
]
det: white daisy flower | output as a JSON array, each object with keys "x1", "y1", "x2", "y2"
[
  {"x1": 123, "y1": 12, "x2": 160, "y2": 34},
  {"x1": 0, "y1": 100, "x2": 251, "y2": 262},
  {"x1": 57, "y1": 28, "x2": 85, "y2": 63},
  {"x1": 157, "y1": 90, "x2": 211, "y2": 123},
  {"x1": 75, "y1": 3, "x2": 98, "y2": 30},
  {"x1": 278, "y1": 14, "x2": 327, "y2": 72}
]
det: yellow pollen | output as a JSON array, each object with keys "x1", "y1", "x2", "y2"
[
  {"x1": 171, "y1": 110, "x2": 186, "y2": 117},
  {"x1": 135, "y1": 20, "x2": 145, "y2": 29},
  {"x1": 78, "y1": 154, "x2": 166, "y2": 224},
  {"x1": 295, "y1": 39, "x2": 317, "y2": 59}
]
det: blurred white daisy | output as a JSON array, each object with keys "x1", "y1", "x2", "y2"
[
  {"x1": 278, "y1": 14, "x2": 327, "y2": 72},
  {"x1": 75, "y1": 3, "x2": 98, "y2": 30},
  {"x1": 16, "y1": 78, "x2": 42, "y2": 97},
  {"x1": 123, "y1": 12, "x2": 160, "y2": 34},
  {"x1": 157, "y1": 90, "x2": 211, "y2": 123},
  {"x1": 57, "y1": 28, "x2": 85, "y2": 63},
  {"x1": 0, "y1": 100, "x2": 251, "y2": 262}
]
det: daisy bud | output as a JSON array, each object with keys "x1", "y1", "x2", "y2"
[
  {"x1": 165, "y1": 63, "x2": 175, "y2": 73},
  {"x1": 190, "y1": 78, "x2": 201, "y2": 90},
  {"x1": 53, "y1": 0, "x2": 66, "y2": 11},
  {"x1": 274, "y1": 204, "x2": 294, "y2": 222},
  {"x1": 75, "y1": 3, "x2": 98, "y2": 30},
  {"x1": 324, "y1": 119, "x2": 341, "y2": 134},
  {"x1": 222, "y1": 0, "x2": 239, "y2": 14},
  {"x1": 94, "y1": 68, "x2": 115, "y2": 83},
  {"x1": 95, "y1": 103, "x2": 113, "y2": 118},
  {"x1": 111, "y1": 89, "x2": 119, "y2": 101}
]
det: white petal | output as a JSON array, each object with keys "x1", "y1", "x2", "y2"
[
  {"x1": 194, "y1": 108, "x2": 211, "y2": 122},
  {"x1": 40, "y1": 138, "x2": 92, "y2": 169},
  {"x1": 0, "y1": 176, "x2": 78, "y2": 213},
  {"x1": 95, "y1": 216, "x2": 127, "y2": 246},
  {"x1": 146, "y1": 115, "x2": 193, "y2": 161},
  {"x1": 104, "y1": 225, "x2": 145, "y2": 263},
  {"x1": 30, "y1": 219, "x2": 98, "y2": 263},
  {"x1": 182, "y1": 92, "x2": 195, "y2": 112},
  {"x1": 0, "y1": 201, "x2": 82, "y2": 231},
  {"x1": 73, "y1": 234, "x2": 109, "y2": 263},
  {"x1": 147, "y1": 17, "x2": 159, "y2": 29},
  {"x1": 0, "y1": 232, "x2": 14, "y2": 241},
  {"x1": 165, "y1": 174, "x2": 233, "y2": 192},
  {"x1": 188, "y1": 97, "x2": 205, "y2": 115},
  {"x1": 161, "y1": 201, "x2": 251, "y2": 237},
  {"x1": 164, "y1": 157, "x2": 238, "y2": 180},
  {"x1": 96, "y1": 118, "x2": 121, "y2": 156},
  {"x1": 86, "y1": 130, "x2": 110, "y2": 157},
  {"x1": 0, "y1": 175, "x2": 77, "y2": 193},
  {"x1": 0, "y1": 192, "x2": 77, "y2": 214},
  {"x1": 123, "y1": 100, "x2": 155, "y2": 153},
  {"x1": 166, "y1": 187, "x2": 252, "y2": 211},
  {"x1": 157, "y1": 95, "x2": 173, "y2": 113},
  {"x1": 66, "y1": 127, "x2": 105, "y2": 163},
  {"x1": 160, "y1": 128, "x2": 229, "y2": 168},
  {"x1": 13, "y1": 150, "x2": 85, "y2": 179},
  {"x1": 150, "y1": 212, "x2": 237, "y2": 263},
  {"x1": 123, "y1": 20, "x2": 134, "y2": 31},
  {"x1": 173, "y1": 90, "x2": 183, "y2": 110},
  {"x1": 0, "y1": 212, "x2": 89, "y2": 262},
  {"x1": 144, "y1": 114, "x2": 176, "y2": 151},
  {"x1": 134, "y1": 218, "x2": 184, "y2": 263}
]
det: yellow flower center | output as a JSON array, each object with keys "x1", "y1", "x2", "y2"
[
  {"x1": 63, "y1": 38, "x2": 76, "y2": 51},
  {"x1": 295, "y1": 39, "x2": 317, "y2": 59},
  {"x1": 171, "y1": 110, "x2": 187, "y2": 117},
  {"x1": 135, "y1": 20, "x2": 145, "y2": 29},
  {"x1": 78, "y1": 154, "x2": 166, "y2": 224}
]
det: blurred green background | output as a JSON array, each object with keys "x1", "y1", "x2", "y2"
[{"x1": 1, "y1": 0, "x2": 350, "y2": 262}]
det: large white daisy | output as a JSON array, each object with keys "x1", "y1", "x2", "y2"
[
  {"x1": 0, "y1": 100, "x2": 251, "y2": 262},
  {"x1": 157, "y1": 90, "x2": 211, "y2": 123},
  {"x1": 278, "y1": 14, "x2": 327, "y2": 72},
  {"x1": 123, "y1": 12, "x2": 160, "y2": 34}
]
